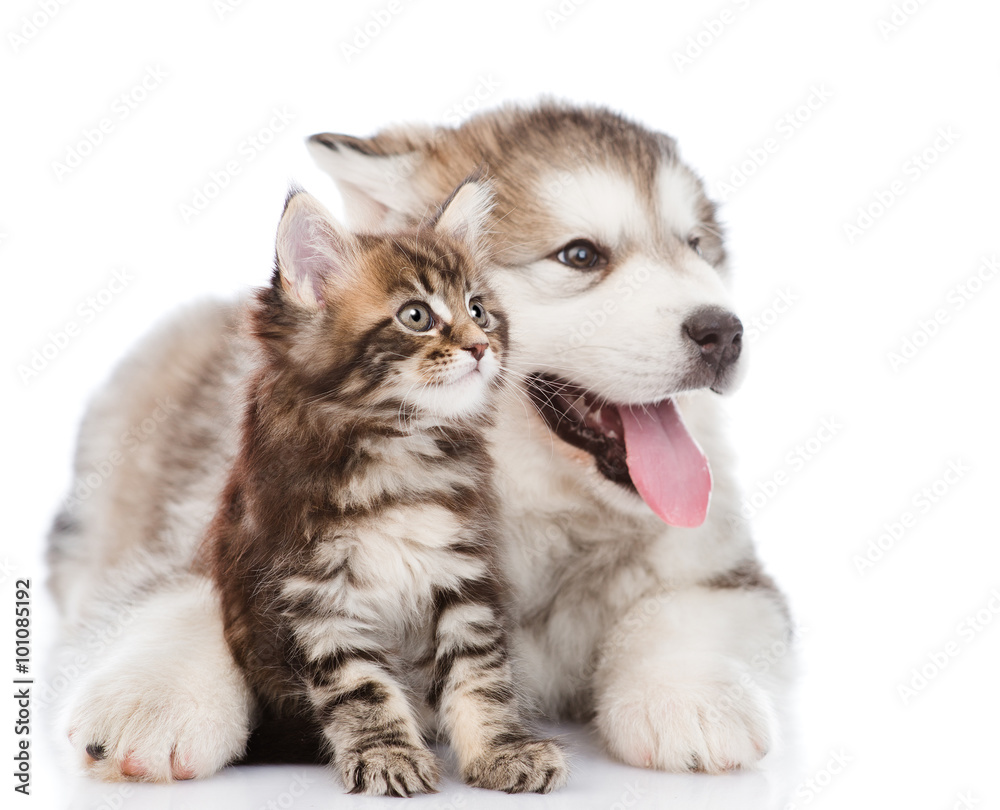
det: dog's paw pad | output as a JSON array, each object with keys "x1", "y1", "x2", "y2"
[{"x1": 120, "y1": 754, "x2": 149, "y2": 779}]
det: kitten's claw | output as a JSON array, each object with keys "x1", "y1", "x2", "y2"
[
  {"x1": 339, "y1": 745, "x2": 440, "y2": 797},
  {"x1": 464, "y1": 738, "x2": 569, "y2": 794}
]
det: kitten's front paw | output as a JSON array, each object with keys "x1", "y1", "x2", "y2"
[
  {"x1": 595, "y1": 660, "x2": 774, "y2": 773},
  {"x1": 464, "y1": 738, "x2": 569, "y2": 794},
  {"x1": 339, "y1": 745, "x2": 440, "y2": 797}
]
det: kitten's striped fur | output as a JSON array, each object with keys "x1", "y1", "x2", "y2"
[{"x1": 210, "y1": 181, "x2": 567, "y2": 796}]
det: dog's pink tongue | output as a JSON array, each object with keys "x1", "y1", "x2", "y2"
[{"x1": 619, "y1": 399, "x2": 712, "y2": 527}]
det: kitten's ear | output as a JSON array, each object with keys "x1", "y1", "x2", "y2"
[
  {"x1": 275, "y1": 188, "x2": 353, "y2": 310},
  {"x1": 431, "y1": 176, "x2": 495, "y2": 255}
]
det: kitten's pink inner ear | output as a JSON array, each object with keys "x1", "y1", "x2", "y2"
[
  {"x1": 277, "y1": 193, "x2": 351, "y2": 309},
  {"x1": 434, "y1": 180, "x2": 495, "y2": 250}
]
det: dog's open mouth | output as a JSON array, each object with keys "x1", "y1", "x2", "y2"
[{"x1": 526, "y1": 374, "x2": 712, "y2": 527}]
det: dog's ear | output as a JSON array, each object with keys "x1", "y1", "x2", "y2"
[{"x1": 307, "y1": 129, "x2": 438, "y2": 229}]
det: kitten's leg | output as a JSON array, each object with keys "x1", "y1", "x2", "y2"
[
  {"x1": 304, "y1": 652, "x2": 439, "y2": 796},
  {"x1": 59, "y1": 564, "x2": 254, "y2": 782},
  {"x1": 431, "y1": 594, "x2": 569, "y2": 793},
  {"x1": 592, "y1": 583, "x2": 793, "y2": 773}
]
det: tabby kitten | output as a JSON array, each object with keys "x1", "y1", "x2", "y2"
[{"x1": 209, "y1": 179, "x2": 568, "y2": 796}]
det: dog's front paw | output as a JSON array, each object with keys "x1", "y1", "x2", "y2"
[
  {"x1": 57, "y1": 579, "x2": 258, "y2": 782},
  {"x1": 338, "y1": 744, "x2": 440, "y2": 797},
  {"x1": 67, "y1": 658, "x2": 250, "y2": 782},
  {"x1": 463, "y1": 738, "x2": 569, "y2": 794},
  {"x1": 595, "y1": 659, "x2": 774, "y2": 774}
]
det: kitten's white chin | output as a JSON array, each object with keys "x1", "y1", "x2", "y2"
[
  {"x1": 415, "y1": 372, "x2": 492, "y2": 421},
  {"x1": 414, "y1": 354, "x2": 500, "y2": 421}
]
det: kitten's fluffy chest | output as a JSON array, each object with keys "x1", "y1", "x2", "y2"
[
  {"x1": 283, "y1": 427, "x2": 494, "y2": 644},
  {"x1": 282, "y1": 499, "x2": 490, "y2": 679},
  {"x1": 323, "y1": 426, "x2": 478, "y2": 510}
]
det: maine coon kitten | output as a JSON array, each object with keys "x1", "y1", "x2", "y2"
[{"x1": 209, "y1": 179, "x2": 568, "y2": 796}]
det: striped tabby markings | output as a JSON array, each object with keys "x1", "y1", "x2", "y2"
[
  {"x1": 431, "y1": 592, "x2": 569, "y2": 793},
  {"x1": 306, "y1": 657, "x2": 438, "y2": 796}
]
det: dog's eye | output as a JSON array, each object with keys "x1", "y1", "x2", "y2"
[
  {"x1": 553, "y1": 239, "x2": 607, "y2": 270},
  {"x1": 397, "y1": 302, "x2": 434, "y2": 332},
  {"x1": 687, "y1": 235, "x2": 703, "y2": 257}
]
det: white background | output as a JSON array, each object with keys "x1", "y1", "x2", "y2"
[{"x1": 2, "y1": 0, "x2": 999, "y2": 808}]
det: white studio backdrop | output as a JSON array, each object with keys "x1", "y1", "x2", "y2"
[{"x1": 2, "y1": 0, "x2": 998, "y2": 808}]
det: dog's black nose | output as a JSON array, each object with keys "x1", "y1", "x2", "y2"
[{"x1": 683, "y1": 307, "x2": 743, "y2": 371}]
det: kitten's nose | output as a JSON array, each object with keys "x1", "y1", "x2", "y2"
[{"x1": 464, "y1": 343, "x2": 488, "y2": 362}]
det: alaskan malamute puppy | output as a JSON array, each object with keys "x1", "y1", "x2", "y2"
[{"x1": 49, "y1": 101, "x2": 791, "y2": 782}]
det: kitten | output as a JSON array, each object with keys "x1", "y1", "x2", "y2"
[{"x1": 209, "y1": 179, "x2": 568, "y2": 796}]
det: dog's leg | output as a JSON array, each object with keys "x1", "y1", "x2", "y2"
[
  {"x1": 59, "y1": 571, "x2": 254, "y2": 782},
  {"x1": 592, "y1": 584, "x2": 793, "y2": 773}
]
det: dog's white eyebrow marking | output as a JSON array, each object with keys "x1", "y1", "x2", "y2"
[
  {"x1": 538, "y1": 168, "x2": 648, "y2": 247},
  {"x1": 656, "y1": 164, "x2": 701, "y2": 237}
]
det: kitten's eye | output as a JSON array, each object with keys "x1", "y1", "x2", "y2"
[
  {"x1": 687, "y1": 235, "x2": 703, "y2": 257},
  {"x1": 397, "y1": 302, "x2": 434, "y2": 333},
  {"x1": 553, "y1": 239, "x2": 607, "y2": 270},
  {"x1": 468, "y1": 298, "x2": 489, "y2": 328}
]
